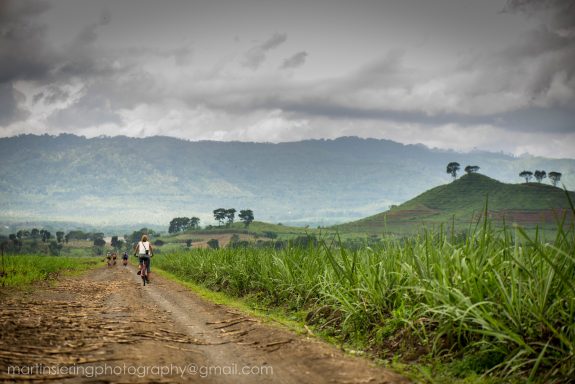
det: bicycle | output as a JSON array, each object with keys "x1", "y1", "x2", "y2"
[{"x1": 136, "y1": 254, "x2": 151, "y2": 286}]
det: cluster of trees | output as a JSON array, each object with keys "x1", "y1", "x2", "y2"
[
  {"x1": 168, "y1": 209, "x2": 255, "y2": 234},
  {"x1": 213, "y1": 208, "x2": 237, "y2": 226},
  {"x1": 168, "y1": 217, "x2": 200, "y2": 233},
  {"x1": 2, "y1": 227, "x2": 70, "y2": 255},
  {"x1": 447, "y1": 162, "x2": 564, "y2": 187},
  {"x1": 446, "y1": 162, "x2": 479, "y2": 179},
  {"x1": 519, "y1": 170, "x2": 562, "y2": 186},
  {"x1": 213, "y1": 208, "x2": 254, "y2": 228},
  {"x1": 8, "y1": 228, "x2": 65, "y2": 243}
]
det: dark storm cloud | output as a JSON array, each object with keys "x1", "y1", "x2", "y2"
[
  {"x1": 242, "y1": 33, "x2": 287, "y2": 70},
  {"x1": 280, "y1": 51, "x2": 308, "y2": 70},
  {"x1": 498, "y1": 0, "x2": 575, "y2": 110},
  {"x1": 263, "y1": 92, "x2": 575, "y2": 133},
  {"x1": 0, "y1": 0, "x2": 125, "y2": 127},
  {"x1": 0, "y1": 0, "x2": 54, "y2": 83},
  {"x1": 504, "y1": 0, "x2": 575, "y2": 35},
  {"x1": 0, "y1": 0, "x2": 52, "y2": 124},
  {"x1": 0, "y1": 83, "x2": 29, "y2": 125}
]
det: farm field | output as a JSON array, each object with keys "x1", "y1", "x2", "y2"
[
  {"x1": 2, "y1": 174, "x2": 574, "y2": 383},
  {"x1": 154, "y1": 215, "x2": 575, "y2": 383}
]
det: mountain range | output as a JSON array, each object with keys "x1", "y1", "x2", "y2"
[{"x1": 0, "y1": 134, "x2": 573, "y2": 227}]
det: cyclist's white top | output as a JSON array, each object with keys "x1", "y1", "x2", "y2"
[{"x1": 138, "y1": 241, "x2": 151, "y2": 254}]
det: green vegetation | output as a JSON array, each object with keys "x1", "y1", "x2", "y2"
[
  {"x1": 0, "y1": 255, "x2": 98, "y2": 287},
  {"x1": 0, "y1": 226, "x2": 162, "y2": 259},
  {"x1": 339, "y1": 173, "x2": 575, "y2": 235},
  {"x1": 155, "y1": 200, "x2": 575, "y2": 382},
  {"x1": 447, "y1": 161, "x2": 461, "y2": 180}
]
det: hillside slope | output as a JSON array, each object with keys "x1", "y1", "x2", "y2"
[{"x1": 339, "y1": 173, "x2": 575, "y2": 234}]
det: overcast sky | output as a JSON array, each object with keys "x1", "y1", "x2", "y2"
[{"x1": 1, "y1": 0, "x2": 574, "y2": 158}]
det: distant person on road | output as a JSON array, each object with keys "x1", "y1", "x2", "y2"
[
  {"x1": 122, "y1": 251, "x2": 129, "y2": 266},
  {"x1": 134, "y1": 235, "x2": 153, "y2": 281}
]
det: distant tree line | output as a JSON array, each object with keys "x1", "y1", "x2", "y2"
[
  {"x1": 1, "y1": 228, "x2": 81, "y2": 256},
  {"x1": 519, "y1": 170, "x2": 562, "y2": 186},
  {"x1": 446, "y1": 162, "x2": 563, "y2": 187},
  {"x1": 169, "y1": 209, "x2": 255, "y2": 233},
  {"x1": 168, "y1": 217, "x2": 201, "y2": 233},
  {"x1": 213, "y1": 208, "x2": 254, "y2": 228}
]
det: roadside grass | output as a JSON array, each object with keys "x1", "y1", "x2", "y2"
[
  {"x1": 0, "y1": 255, "x2": 99, "y2": 287},
  {"x1": 154, "y1": 200, "x2": 575, "y2": 383}
]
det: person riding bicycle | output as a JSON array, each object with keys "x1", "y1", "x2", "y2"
[{"x1": 134, "y1": 235, "x2": 153, "y2": 282}]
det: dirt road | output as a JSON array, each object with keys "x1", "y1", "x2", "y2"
[{"x1": 0, "y1": 265, "x2": 410, "y2": 383}]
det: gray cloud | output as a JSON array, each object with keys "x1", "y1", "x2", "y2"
[
  {"x1": 47, "y1": 90, "x2": 122, "y2": 129},
  {"x1": 497, "y1": 0, "x2": 575, "y2": 109},
  {"x1": 172, "y1": 46, "x2": 193, "y2": 66},
  {"x1": 72, "y1": 10, "x2": 111, "y2": 48},
  {"x1": 504, "y1": 0, "x2": 575, "y2": 35},
  {"x1": 0, "y1": 83, "x2": 29, "y2": 125},
  {"x1": 0, "y1": 0, "x2": 53, "y2": 83},
  {"x1": 242, "y1": 33, "x2": 287, "y2": 70},
  {"x1": 0, "y1": 0, "x2": 53, "y2": 125},
  {"x1": 33, "y1": 85, "x2": 70, "y2": 105},
  {"x1": 0, "y1": 0, "x2": 123, "y2": 129},
  {"x1": 0, "y1": 0, "x2": 118, "y2": 83},
  {"x1": 280, "y1": 51, "x2": 308, "y2": 69}
]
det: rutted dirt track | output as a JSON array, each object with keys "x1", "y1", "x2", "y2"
[{"x1": 0, "y1": 265, "x2": 410, "y2": 383}]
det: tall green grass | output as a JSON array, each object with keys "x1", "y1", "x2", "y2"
[
  {"x1": 0, "y1": 255, "x2": 98, "y2": 287},
  {"x1": 156, "y1": 216, "x2": 575, "y2": 381}
]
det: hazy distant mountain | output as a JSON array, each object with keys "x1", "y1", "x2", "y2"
[{"x1": 0, "y1": 134, "x2": 573, "y2": 226}]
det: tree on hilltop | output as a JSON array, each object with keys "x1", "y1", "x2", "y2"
[
  {"x1": 213, "y1": 208, "x2": 227, "y2": 227},
  {"x1": 239, "y1": 209, "x2": 254, "y2": 228},
  {"x1": 534, "y1": 170, "x2": 546, "y2": 183},
  {"x1": 464, "y1": 165, "x2": 480, "y2": 174},
  {"x1": 446, "y1": 162, "x2": 460, "y2": 180},
  {"x1": 190, "y1": 217, "x2": 200, "y2": 229},
  {"x1": 548, "y1": 171, "x2": 562, "y2": 187},
  {"x1": 519, "y1": 170, "x2": 533, "y2": 183},
  {"x1": 225, "y1": 209, "x2": 236, "y2": 226}
]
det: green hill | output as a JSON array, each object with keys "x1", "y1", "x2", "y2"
[{"x1": 338, "y1": 173, "x2": 575, "y2": 234}]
